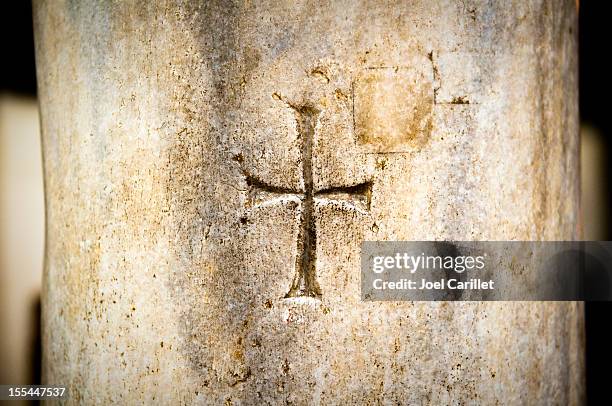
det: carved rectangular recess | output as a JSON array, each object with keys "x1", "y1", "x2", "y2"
[{"x1": 353, "y1": 61, "x2": 433, "y2": 153}]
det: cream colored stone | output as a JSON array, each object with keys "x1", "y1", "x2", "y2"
[{"x1": 34, "y1": 1, "x2": 582, "y2": 404}]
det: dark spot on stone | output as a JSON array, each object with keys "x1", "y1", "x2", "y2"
[
  {"x1": 450, "y1": 96, "x2": 470, "y2": 104},
  {"x1": 310, "y1": 67, "x2": 330, "y2": 83},
  {"x1": 229, "y1": 367, "x2": 251, "y2": 386},
  {"x1": 435, "y1": 242, "x2": 465, "y2": 300}
]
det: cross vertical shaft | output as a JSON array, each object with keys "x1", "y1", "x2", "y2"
[{"x1": 286, "y1": 105, "x2": 322, "y2": 298}]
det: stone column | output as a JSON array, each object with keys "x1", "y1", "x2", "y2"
[{"x1": 34, "y1": 1, "x2": 583, "y2": 404}]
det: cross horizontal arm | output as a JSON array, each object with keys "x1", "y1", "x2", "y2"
[
  {"x1": 244, "y1": 173, "x2": 302, "y2": 209},
  {"x1": 314, "y1": 181, "x2": 373, "y2": 213},
  {"x1": 245, "y1": 173, "x2": 301, "y2": 195}
]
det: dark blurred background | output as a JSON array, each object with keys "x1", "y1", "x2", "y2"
[
  {"x1": 0, "y1": 1, "x2": 43, "y2": 400},
  {"x1": 579, "y1": 3, "x2": 612, "y2": 405},
  {"x1": 0, "y1": 1, "x2": 610, "y2": 404}
]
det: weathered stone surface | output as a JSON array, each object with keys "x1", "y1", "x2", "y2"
[{"x1": 34, "y1": 1, "x2": 582, "y2": 404}]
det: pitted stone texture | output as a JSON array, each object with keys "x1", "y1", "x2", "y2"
[{"x1": 34, "y1": 1, "x2": 582, "y2": 404}]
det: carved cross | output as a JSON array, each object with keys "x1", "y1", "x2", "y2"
[{"x1": 245, "y1": 103, "x2": 372, "y2": 299}]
